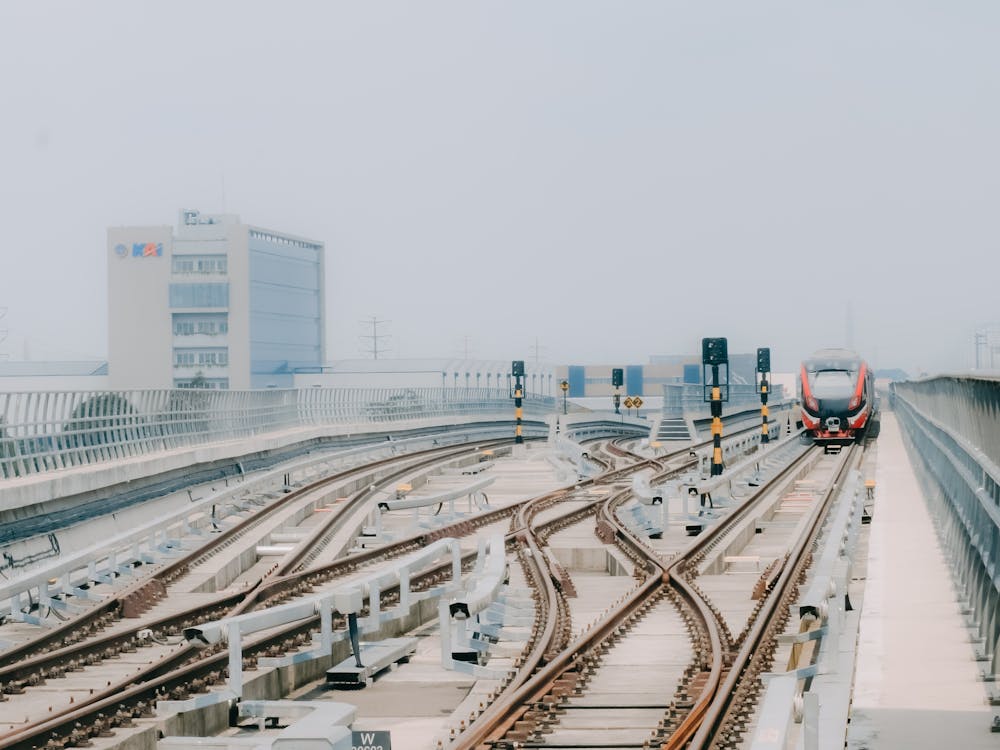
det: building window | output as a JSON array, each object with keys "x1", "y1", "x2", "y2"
[
  {"x1": 173, "y1": 348, "x2": 229, "y2": 368},
  {"x1": 173, "y1": 313, "x2": 228, "y2": 336},
  {"x1": 174, "y1": 377, "x2": 229, "y2": 389},
  {"x1": 169, "y1": 283, "x2": 229, "y2": 308},
  {"x1": 172, "y1": 254, "x2": 228, "y2": 275}
]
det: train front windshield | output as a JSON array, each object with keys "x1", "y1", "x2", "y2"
[{"x1": 810, "y1": 369, "x2": 856, "y2": 399}]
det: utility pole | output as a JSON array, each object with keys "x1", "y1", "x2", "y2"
[
  {"x1": 530, "y1": 337, "x2": 544, "y2": 364},
  {"x1": 974, "y1": 329, "x2": 988, "y2": 369},
  {"x1": 0, "y1": 307, "x2": 7, "y2": 362},
  {"x1": 359, "y1": 316, "x2": 391, "y2": 360}
]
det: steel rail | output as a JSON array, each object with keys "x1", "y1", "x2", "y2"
[
  {"x1": 0, "y1": 440, "x2": 509, "y2": 690},
  {"x1": 662, "y1": 448, "x2": 856, "y2": 750},
  {"x1": 456, "y1": 440, "x2": 817, "y2": 750},
  {"x1": 452, "y1": 439, "x2": 684, "y2": 750},
  {"x1": 0, "y1": 448, "x2": 644, "y2": 750},
  {"x1": 688, "y1": 443, "x2": 863, "y2": 748},
  {"x1": 0, "y1": 439, "x2": 522, "y2": 748},
  {"x1": 0, "y1": 419, "x2": 783, "y2": 749}
]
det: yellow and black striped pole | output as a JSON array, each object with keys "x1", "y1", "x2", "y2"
[
  {"x1": 514, "y1": 384, "x2": 523, "y2": 444},
  {"x1": 757, "y1": 347, "x2": 771, "y2": 444},
  {"x1": 760, "y1": 379, "x2": 769, "y2": 444},
  {"x1": 702, "y1": 337, "x2": 728, "y2": 478},
  {"x1": 512, "y1": 360, "x2": 525, "y2": 445},
  {"x1": 710, "y1": 373, "x2": 723, "y2": 476}
]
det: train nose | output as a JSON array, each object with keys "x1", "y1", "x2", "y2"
[{"x1": 825, "y1": 416, "x2": 841, "y2": 432}]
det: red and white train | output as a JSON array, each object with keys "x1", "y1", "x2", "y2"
[{"x1": 799, "y1": 348, "x2": 879, "y2": 444}]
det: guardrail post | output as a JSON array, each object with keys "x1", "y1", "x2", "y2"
[
  {"x1": 366, "y1": 582, "x2": 381, "y2": 630},
  {"x1": 452, "y1": 544, "x2": 462, "y2": 583},
  {"x1": 319, "y1": 597, "x2": 333, "y2": 653},
  {"x1": 399, "y1": 568, "x2": 411, "y2": 613},
  {"x1": 228, "y1": 621, "x2": 243, "y2": 698}
]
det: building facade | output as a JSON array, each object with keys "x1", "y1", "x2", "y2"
[
  {"x1": 108, "y1": 209, "x2": 324, "y2": 390},
  {"x1": 556, "y1": 355, "x2": 777, "y2": 398}
]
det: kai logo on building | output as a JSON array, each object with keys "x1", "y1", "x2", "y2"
[
  {"x1": 132, "y1": 242, "x2": 163, "y2": 258},
  {"x1": 115, "y1": 242, "x2": 162, "y2": 258}
]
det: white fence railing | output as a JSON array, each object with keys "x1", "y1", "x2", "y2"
[{"x1": 0, "y1": 387, "x2": 563, "y2": 479}]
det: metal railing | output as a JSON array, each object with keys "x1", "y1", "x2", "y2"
[
  {"x1": 0, "y1": 387, "x2": 560, "y2": 480},
  {"x1": 892, "y1": 376, "x2": 1000, "y2": 678},
  {"x1": 662, "y1": 382, "x2": 786, "y2": 417}
]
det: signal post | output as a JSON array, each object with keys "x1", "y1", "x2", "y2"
[
  {"x1": 757, "y1": 347, "x2": 771, "y2": 444},
  {"x1": 702, "y1": 338, "x2": 729, "y2": 476},
  {"x1": 612, "y1": 368, "x2": 623, "y2": 414},
  {"x1": 511, "y1": 360, "x2": 525, "y2": 445}
]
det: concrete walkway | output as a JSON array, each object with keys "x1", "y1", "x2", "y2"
[{"x1": 847, "y1": 411, "x2": 996, "y2": 748}]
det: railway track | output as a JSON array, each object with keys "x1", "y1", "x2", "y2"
[
  {"x1": 0, "y1": 434, "x2": 661, "y2": 749},
  {"x1": 0, "y1": 415, "x2": 798, "y2": 749},
  {"x1": 452, "y1": 437, "x2": 865, "y2": 750},
  {"x1": 0, "y1": 438, "x2": 524, "y2": 748}
]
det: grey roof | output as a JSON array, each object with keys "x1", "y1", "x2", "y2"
[{"x1": 0, "y1": 361, "x2": 108, "y2": 377}]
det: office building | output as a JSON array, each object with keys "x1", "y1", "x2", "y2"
[{"x1": 108, "y1": 209, "x2": 324, "y2": 390}]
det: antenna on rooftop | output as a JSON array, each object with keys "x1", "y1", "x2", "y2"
[{"x1": 359, "y1": 316, "x2": 391, "y2": 360}]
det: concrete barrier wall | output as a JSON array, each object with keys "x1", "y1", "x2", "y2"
[{"x1": 892, "y1": 376, "x2": 1000, "y2": 678}]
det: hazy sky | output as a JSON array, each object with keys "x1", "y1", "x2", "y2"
[{"x1": 1, "y1": 2, "x2": 997, "y2": 375}]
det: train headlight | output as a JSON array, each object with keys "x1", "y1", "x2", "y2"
[
  {"x1": 848, "y1": 394, "x2": 861, "y2": 410},
  {"x1": 805, "y1": 395, "x2": 818, "y2": 411}
]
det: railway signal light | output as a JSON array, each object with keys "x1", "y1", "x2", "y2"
[
  {"x1": 612, "y1": 368, "x2": 623, "y2": 414},
  {"x1": 756, "y1": 347, "x2": 770, "y2": 375},
  {"x1": 702, "y1": 337, "x2": 728, "y2": 366},
  {"x1": 701, "y1": 338, "x2": 730, "y2": 403}
]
